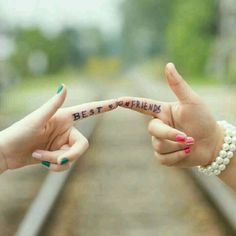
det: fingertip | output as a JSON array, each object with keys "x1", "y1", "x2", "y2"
[
  {"x1": 50, "y1": 162, "x2": 71, "y2": 172},
  {"x1": 184, "y1": 146, "x2": 192, "y2": 155},
  {"x1": 175, "y1": 134, "x2": 187, "y2": 142},
  {"x1": 166, "y1": 62, "x2": 175, "y2": 71},
  {"x1": 56, "y1": 83, "x2": 66, "y2": 94},
  {"x1": 185, "y1": 136, "x2": 195, "y2": 145},
  {"x1": 32, "y1": 151, "x2": 43, "y2": 160}
]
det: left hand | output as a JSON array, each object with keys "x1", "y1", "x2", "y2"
[{"x1": 0, "y1": 84, "x2": 118, "y2": 172}]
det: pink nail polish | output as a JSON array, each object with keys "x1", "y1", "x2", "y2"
[
  {"x1": 176, "y1": 134, "x2": 186, "y2": 142},
  {"x1": 186, "y1": 137, "x2": 194, "y2": 145},
  {"x1": 184, "y1": 147, "x2": 191, "y2": 154}
]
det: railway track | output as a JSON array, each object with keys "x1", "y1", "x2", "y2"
[{"x1": 6, "y1": 79, "x2": 235, "y2": 235}]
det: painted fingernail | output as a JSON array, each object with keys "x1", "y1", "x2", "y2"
[
  {"x1": 32, "y1": 152, "x2": 42, "y2": 159},
  {"x1": 176, "y1": 134, "x2": 186, "y2": 142},
  {"x1": 184, "y1": 147, "x2": 191, "y2": 154},
  {"x1": 56, "y1": 84, "x2": 63, "y2": 94},
  {"x1": 186, "y1": 137, "x2": 194, "y2": 145},
  {"x1": 60, "y1": 158, "x2": 69, "y2": 165},
  {"x1": 41, "y1": 161, "x2": 50, "y2": 168}
]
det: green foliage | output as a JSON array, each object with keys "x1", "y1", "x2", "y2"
[
  {"x1": 121, "y1": 0, "x2": 172, "y2": 63},
  {"x1": 9, "y1": 27, "x2": 83, "y2": 76},
  {"x1": 121, "y1": 0, "x2": 218, "y2": 77},
  {"x1": 8, "y1": 26, "x2": 109, "y2": 77},
  {"x1": 166, "y1": 0, "x2": 217, "y2": 76}
]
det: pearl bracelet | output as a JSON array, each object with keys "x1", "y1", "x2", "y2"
[{"x1": 198, "y1": 121, "x2": 236, "y2": 176}]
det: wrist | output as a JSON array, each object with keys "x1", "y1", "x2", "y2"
[{"x1": 210, "y1": 122, "x2": 225, "y2": 164}]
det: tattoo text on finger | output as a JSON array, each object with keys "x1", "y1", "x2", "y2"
[
  {"x1": 72, "y1": 103, "x2": 116, "y2": 121},
  {"x1": 118, "y1": 100, "x2": 161, "y2": 114}
]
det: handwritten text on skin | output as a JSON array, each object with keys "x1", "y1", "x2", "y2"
[
  {"x1": 72, "y1": 104, "x2": 115, "y2": 121},
  {"x1": 118, "y1": 100, "x2": 161, "y2": 114}
]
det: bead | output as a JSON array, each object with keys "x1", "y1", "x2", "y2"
[
  {"x1": 198, "y1": 121, "x2": 236, "y2": 176},
  {"x1": 222, "y1": 143, "x2": 230, "y2": 151},
  {"x1": 227, "y1": 151, "x2": 234, "y2": 159},
  {"x1": 216, "y1": 156, "x2": 223, "y2": 164},
  {"x1": 213, "y1": 169, "x2": 221, "y2": 175},
  {"x1": 223, "y1": 158, "x2": 230, "y2": 165},
  {"x1": 211, "y1": 161, "x2": 218, "y2": 169},
  {"x1": 219, "y1": 150, "x2": 227, "y2": 158},
  {"x1": 224, "y1": 136, "x2": 232, "y2": 144},
  {"x1": 219, "y1": 164, "x2": 226, "y2": 171},
  {"x1": 232, "y1": 137, "x2": 236, "y2": 145},
  {"x1": 229, "y1": 144, "x2": 236, "y2": 152},
  {"x1": 207, "y1": 166, "x2": 213, "y2": 172}
]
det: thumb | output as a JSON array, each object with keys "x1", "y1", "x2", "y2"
[
  {"x1": 30, "y1": 84, "x2": 67, "y2": 125},
  {"x1": 165, "y1": 63, "x2": 200, "y2": 103}
]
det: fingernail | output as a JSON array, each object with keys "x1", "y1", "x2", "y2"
[
  {"x1": 184, "y1": 147, "x2": 191, "y2": 154},
  {"x1": 186, "y1": 137, "x2": 194, "y2": 145},
  {"x1": 60, "y1": 158, "x2": 69, "y2": 165},
  {"x1": 176, "y1": 134, "x2": 186, "y2": 142},
  {"x1": 32, "y1": 152, "x2": 42, "y2": 159},
  {"x1": 56, "y1": 84, "x2": 63, "y2": 94},
  {"x1": 41, "y1": 161, "x2": 50, "y2": 168}
]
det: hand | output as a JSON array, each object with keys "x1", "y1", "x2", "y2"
[
  {"x1": 118, "y1": 63, "x2": 224, "y2": 168},
  {"x1": 0, "y1": 84, "x2": 118, "y2": 172}
]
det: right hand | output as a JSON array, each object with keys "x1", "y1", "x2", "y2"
[{"x1": 118, "y1": 63, "x2": 224, "y2": 168}]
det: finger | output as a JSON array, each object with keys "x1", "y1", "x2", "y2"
[
  {"x1": 65, "y1": 99, "x2": 118, "y2": 122},
  {"x1": 57, "y1": 127, "x2": 89, "y2": 164},
  {"x1": 165, "y1": 63, "x2": 200, "y2": 103},
  {"x1": 148, "y1": 119, "x2": 187, "y2": 142},
  {"x1": 32, "y1": 147, "x2": 70, "y2": 163},
  {"x1": 29, "y1": 84, "x2": 67, "y2": 126},
  {"x1": 117, "y1": 96, "x2": 164, "y2": 118},
  {"x1": 152, "y1": 136, "x2": 194, "y2": 154},
  {"x1": 41, "y1": 161, "x2": 72, "y2": 172},
  {"x1": 154, "y1": 147, "x2": 192, "y2": 166}
]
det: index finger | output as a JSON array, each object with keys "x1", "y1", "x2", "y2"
[
  {"x1": 65, "y1": 99, "x2": 118, "y2": 122},
  {"x1": 117, "y1": 96, "x2": 165, "y2": 118}
]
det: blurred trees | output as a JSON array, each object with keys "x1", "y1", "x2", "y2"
[
  {"x1": 166, "y1": 0, "x2": 218, "y2": 76},
  {"x1": 8, "y1": 26, "x2": 109, "y2": 77},
  {"x1": 121, "y1": 0, "x2": 172, "y2": 64},
  {"x1": 121, "y1": 0, "x2": 218, "y2": 77}
]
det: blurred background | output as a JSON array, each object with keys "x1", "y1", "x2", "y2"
[{"x1": 0, "y1": 0, "x2": 236, "y2": 235}]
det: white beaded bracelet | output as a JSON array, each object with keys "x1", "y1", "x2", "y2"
[{"x1": 198, "y1": 120, "x2": 236, "y2": 176}]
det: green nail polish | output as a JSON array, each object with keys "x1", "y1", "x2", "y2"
[
  {"x1": 56, "y1": 84, "x2": 63, "y2": 94},
  {"x1": 61, "y1": 158, "x2": 69, "y2": 165},
  {"x1": 41, "y1": 161, "x2": 50, "y2": 168}
]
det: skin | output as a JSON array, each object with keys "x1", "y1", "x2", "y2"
[
  {"x1": 118, "y1": 63, "x2": 236, "y2": 191},
  {"x1": 0, "y1": 84, "x2": 118, "y2": 172}
]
